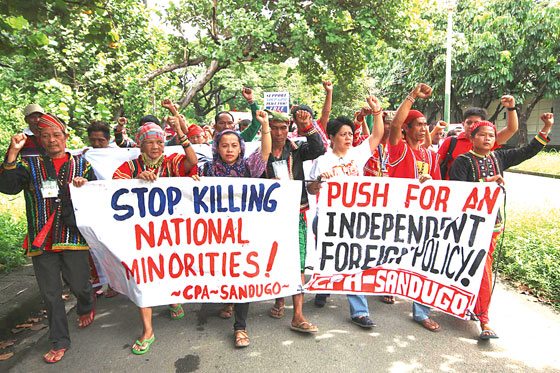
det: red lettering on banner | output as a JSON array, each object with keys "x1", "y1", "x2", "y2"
[
  {"x1": 184, "y1": 254, "x2": 196, "y2": 276},
  {"x1": 328, "y1": 182, "x2": 389, "y2": 208},
  {"x1": 462, "y1": 188, "x2": 479, "y2": 212},
  {"x1": 220, "y1": 282, "x2": 283, "y2": 300},
  {"x1": 193, "y1": 219, "x2": 207, "y2": 245},
  {"x1": 147, "y1": 255, "x2": 165, "y2": 282},
  {"x1": 306, "y1": 268, "x2": 474, "y2": 318},
  {"x1": 134, "y1": 218, "x2": 251, "y2": 250},
  {"x1": 479, "y1": 186, "x2": 500, "y2": 214},
  {"x1": 182, "y1": 285, "x2": 210, "y2": 300},
  {"x1": 404, "y1": 184, "x2": 449, "y2": 211},
  {"x1": 264, "y1": 241, "x2": 278, "y2": 277},
  {"x1": 327, "y1": 182, "x2": 341, "y2": 207},
  {"x1": 244, "y1": 251, "x2": 259, "y2": 278},
  {"x1": 157, "y1": 220, "x2": 172, "y2": 246},
  {"x1": 135, "y1": 222, "x2": 155, "y2": 250},
  {"x1": 122, "y1": 260, "x2": 140, "y2": 283},
  {"x1": 230, "y1": 251, "x2": 241, "y2": 277},
  {"x1": 222, "y1": 219, "x2": 234, "y2": 243},
  {"x1": 237, "y1": 218, "x2": 249, "y2": 244},
  {"x1": 121, "y1": 251, "x2": 272, "y2": 288},
  {"x1": 169, "y1": 253, "x2": 183, "y2": 278},
  {"x1": 207, "y1": 252, "x2": 219, "y2": 276},
  {"x1": 208, "y1": 219, "x2": 222, "y2": 243},
  {"x1": 462, "y1": 186, "x2": 499, "y2": 213}
]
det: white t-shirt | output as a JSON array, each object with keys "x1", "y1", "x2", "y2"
[{"x1": 309, "y1": 139, "x2": 373, "y2": 180}]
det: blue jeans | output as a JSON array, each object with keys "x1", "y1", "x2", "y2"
[
  {"x1": 412, "y1": 302, "x2": 431, "y2": 321},
  {"x1": 347, "y1": 295, "x2": 369, "y2": 318}
]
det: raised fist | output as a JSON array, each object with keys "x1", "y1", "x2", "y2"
[
  {"x1": 366, "y1": 96, "x2": 382, "y2": 113},
  {"x1": 323, "y1": 81, "x2": 333, "y2": 93},
  {"x1": 242, "y1": 87, "x2": 253, "y2": 102},
  {"x1": 361, "y1": 106, "x2": 373, "y2": 117},
  {"x1": 412, "y1": 83, "x2": 433, "y2": 99},
  {"x1": 294, "y1": 110, "x2": 311, "y2": 127},
  {"x1": 255, "y1": 110, "x2": 269, "y2": 125},
  {"x1": 435, "y1": 120, "x2": 447, "y2": 131},
  {"x1": 10, "y1": 133, "x2": 27, "y2": 151},
  {"x1": 117, "y1": 117, "x2": 128, "y2": 131},
  {"x1": 540, "y1": 112, "x2": 554, "y2": 126},
  {"x1": 167, "y1": 116, "x2": 179, "y2": 130},
  {"x1": 501, "y1": 95, "x2": 515, "y2": 108}
]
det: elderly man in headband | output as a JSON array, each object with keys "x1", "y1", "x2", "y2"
[{"x1": 0, "y1": 113, "x2": 97, "y2": 363}]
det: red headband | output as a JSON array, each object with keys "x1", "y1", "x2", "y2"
[
  {"x1": 187, "y1": 124, "x2": 203, "y2": 138},
  {"x1": 470, "y1": 121, "x2": 496, "y2": 136},
  {"x1": 38, "y1": 114, "x2": 66, "y2": 133}
]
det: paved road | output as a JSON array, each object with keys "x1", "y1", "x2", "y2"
[
  {"x1": 7, "y1": 278, "x2": 560, "y2": 373},
  {"x1": 503, "y1": 171, "x2": 560, "y2": 209},
  {"x1": 4, "y1": 172, "x2": 559, "y2": 373}
]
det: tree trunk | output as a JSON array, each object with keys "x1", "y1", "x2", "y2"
[
  {"x1": 517, "y1": 89, "x2": 546, "y2": 146},
  {"x1": 517, "y1": 105, "x2": 529, "y2": 146},
  {"x1": 177, "y1": 60, "x2": 222, "y2": 110}
]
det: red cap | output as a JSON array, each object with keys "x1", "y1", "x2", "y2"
[{"x1": 403, "y1": 110, "x2": 425, "y2": 127}]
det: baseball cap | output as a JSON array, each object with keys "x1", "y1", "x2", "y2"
[{"x1": 23, "y1": 104, "x2": 45, "y2": 117}]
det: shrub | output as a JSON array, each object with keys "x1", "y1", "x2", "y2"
[{"x1": 0, "y1": 210, "x2": 28, "y2": 273}]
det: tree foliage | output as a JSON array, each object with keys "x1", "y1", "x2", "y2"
[
  {"x1": 366, "y1": 0, "x2": 560, "y2": 144},
  {"x1": 0, "y1": 0, "x2": 557, "y2": 152}
]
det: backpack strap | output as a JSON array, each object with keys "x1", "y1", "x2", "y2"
[{"x1": 440, "y1": 136, "x2": 458, "y2": 179}]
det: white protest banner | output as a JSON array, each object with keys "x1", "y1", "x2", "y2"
[
  {"x1": 263, "y1": 92, "x2": 290, "y2": 114},
  {"x1": 71, "y1": 177, "x2": 303, "y2": 308},
  {"x1": 304, "y1": 177, "x2": 503, "y2": 320}
]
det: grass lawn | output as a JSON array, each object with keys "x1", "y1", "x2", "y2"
[{"x1": 509, "y1": 149, "x2": 560, "y2": 176}]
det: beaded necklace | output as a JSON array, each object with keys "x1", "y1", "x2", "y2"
[{"x1": 141, "y1": 153, "x2": 165, "y2": 176}]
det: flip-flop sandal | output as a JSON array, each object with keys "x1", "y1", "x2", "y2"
[
  {"x1": 290, "y1": 321, "x2": 318, "y2": 333},
  {"x1": 131, "y1": 335, "x2": 156, "y2": 355},
  {"x1": 419, "y1": 318, "x2": 440, "y2": 332},
  {"x1": 78, "y1": 309, "x2": 95, "y2": 328},
  {"x1": 43, "y1": 348, "x2": 67, "y2": 364},
  {"x1": 269, "y1": 305, "x2": 285, "y2": 319},
  {"x1": 219, "y1": 304, "x2": 234, "y2": 319},
  {"x1": 479, "y1": 329, "x2": 499, "y2": 340},
  {"x1": 234, "y1": 330, "x2": 250, "y2": 348},
  {"x1": 169, "y1": 304, "x2": 185, "y2": 320}
]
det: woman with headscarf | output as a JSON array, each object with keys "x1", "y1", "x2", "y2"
[
  {"x1": 113, "y1": 120, "x2": 198, "y2": 355},
  {"x1": 195, "y1": 110, "x2": 271, "y2": 347}
]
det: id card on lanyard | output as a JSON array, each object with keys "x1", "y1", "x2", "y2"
[
  {"x1": 272, "y1": 160, "x2": 290, "y2": 180},
  {"x1": 41, "y1": 179, "x2": 59, "y2": 198}
]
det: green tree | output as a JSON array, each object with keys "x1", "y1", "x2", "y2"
[
  {"x1": 366, "y1": 0, "x2": 560, "y2": 141},
  {"x1": 148, "y1": 0, "x2": 408, "y2": 112},
  {"x1": 0, "y1": 0, "x2": 174, "y2": 144},
  {"x1": 454, "y1": 0, "x2": 560, "y2": 144}
]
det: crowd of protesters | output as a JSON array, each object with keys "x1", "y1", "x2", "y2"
[{"x1": 0, "y1": 82, "x2": 554, "y2": 363}]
